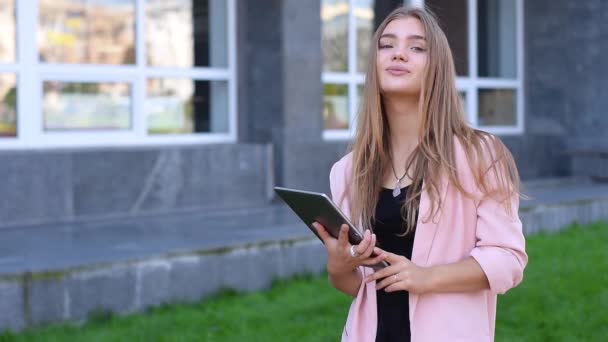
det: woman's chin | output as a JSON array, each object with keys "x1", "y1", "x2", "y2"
[{"x1": 381, "y1": 86, "x2": 420, "y2": 98}]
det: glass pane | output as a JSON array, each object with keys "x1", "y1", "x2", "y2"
[
  {"x1": 458, "y1": 91, "x2": 466, "y2": 110},
  {"x1": 0, "y1": 0, "x2": 16, "y2": 63},
  {"x1": 38, "y1": 0, "x2": 135, "y2": 65},
  {"x1": 323, "y1": 83, "x2": 349, "y2": 130},
  {"x1": 478, "y1": 89, "x2": 516, "y2": 126},
  {"x1": 355, "y1": 0, "x2": 374, "y2": 73},
  {"x1": 146, "y1": 0, "x2": 227, "y2": 68},
  {"x1": 322, "y1": 0, "x2": 349, "y2": 72},
  {"x1": 478, "y1": 0, "x2": 517, "y2": 78},
  {"x1": 0, "y1": 74, "x2": 16, "y2": 137},
  {"x1": 43, "y1": 82, "x2": 131, "y2": 131},
  {"x1": 426, "y1": 0, "x2": 468, "y2": 76},
  {"x1": 146, "y1": 79, "x2": 228, "y2": 134}
]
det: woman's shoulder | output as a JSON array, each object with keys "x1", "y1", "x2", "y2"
[
  {"x1": 330, "y1": 152, "x2": 354, "y2": 185},
  {"x1": 331, "y1": 151, "x2": 354, "y2": 173},
  {"x1": 452, "y1": 132, "x2": 518, "y2": 198},
  {"x1": 453, "y1": 131, "x2": 504, "y2": 167},
  {"x1": 451, "y1": 132, "x2": 501, "y2": 184},
  {"x1": 329, "y1": 152, "x2": 354, "y2": 195}
]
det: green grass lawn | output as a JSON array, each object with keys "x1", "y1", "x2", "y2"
[{"x1": 1, "y1": 222, "x2": 607, "y2": 342}]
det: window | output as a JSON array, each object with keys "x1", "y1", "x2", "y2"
[
  {"x1": 42, "y1": 81, "x2": 132, "y2": 131},
  {"x1": 38, "y1": 1, "x2": 136, "y2": 65},
  {"x1": 0, "y1": 0, "x2": 16, "y2": 137},
  {"x1": 0, "y1": 73, "x2": 16, "y2": 137},
  {"x1": 0, "y1": 0, "x2": 236, "y2": 149},
  {"x1": 322, "y1": 0, "x2": 524, "y2": 138},
  {"x1": 424, "y1": 0, "x2": 523, "y2": 134},
  {"x1": 321, "y1": 0, "x2": 375, "y2": 138}
]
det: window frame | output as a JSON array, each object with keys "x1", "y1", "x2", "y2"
[
  {"x1": 457, "y1": 0, "x2": 524, "y2": 135},
  {"x1": 0, "y1": 0, "x2": 237, "y2": 150},
  {"x1": 322, "y1": 0, "x2": 367, "y2": 140},
  {"x1": 323, "y1": 0, "x2": 524, "y2": 141}
]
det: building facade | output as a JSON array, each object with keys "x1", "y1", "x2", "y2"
[{"x1": 0, "y1": 0, "x2": 607, "y2": 228}]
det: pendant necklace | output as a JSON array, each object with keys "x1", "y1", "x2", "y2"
[{"x1": 390, "y1": 159, "x2": 407, "y2": 198}]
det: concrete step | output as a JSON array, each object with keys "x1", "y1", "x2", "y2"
[{"x1": 1, "y1": 179, "x2": 607, "y2": 332}]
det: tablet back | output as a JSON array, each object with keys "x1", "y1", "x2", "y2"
[{"x1": 274, "y1": 186, "x2": 363, "y2": 245}]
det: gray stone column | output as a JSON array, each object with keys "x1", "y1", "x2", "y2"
[
  {"x1": 280, "y1": 0, "x2": 323, "y2": 143},
  {"x1": 236, "y1": 0, "x2": 285, "y2": 145},
  {"x1": 237, "y1": 0, "x2": 324, "y2": 192},
  {"x1": 279, "y1": 0, "x2": 329, "y2": 191}
]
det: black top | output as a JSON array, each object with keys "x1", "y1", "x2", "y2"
[{"x1": 373, "y1": 186, "x2": 417, "y2": 342}]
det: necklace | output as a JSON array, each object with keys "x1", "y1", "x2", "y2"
[{"x1": 389, "y1": 159, "x2": 407, "y2": 198}]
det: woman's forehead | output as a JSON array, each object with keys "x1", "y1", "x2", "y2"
[{"x1": 381, "y1": 17, "x2": 425, "y2": 39}]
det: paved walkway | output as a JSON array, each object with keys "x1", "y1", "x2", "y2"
[{"x1": 1, "y1": 178, "x2": 607, "y2": 276}]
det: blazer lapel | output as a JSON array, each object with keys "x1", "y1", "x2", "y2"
[
  {"x1": 409, "y1": 177, "x2": 449, "y2": 321},
  {"x1": 411, "y1": 178, "x2": 447, "y2": 265}
]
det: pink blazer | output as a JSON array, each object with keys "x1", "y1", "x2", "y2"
[{"x1": 329, "y1": 138, "x2": 528, "y2": 342}]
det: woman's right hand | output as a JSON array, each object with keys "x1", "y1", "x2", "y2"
[{"x1": 312, "y1": 222, "x2": 386, "y2": 275}]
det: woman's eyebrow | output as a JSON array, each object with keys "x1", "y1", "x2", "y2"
[
  {"x1": 379, "y1": 33, "x2": 426, "y2": 41},
  {"x1": 408, "y1": 34, "x2": 426, "y2": 41}
]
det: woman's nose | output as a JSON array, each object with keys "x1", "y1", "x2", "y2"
[{"x1": 391, "y1": 50, "x2": 407, "y2": 62}]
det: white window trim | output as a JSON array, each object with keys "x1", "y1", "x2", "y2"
[
  {"x1": 324, "y1": 0, "x2": 524, "y2": 141},
  {"x1": 0, "y1": 0, "x2": 237, "y2": 150},
  {"x1": 322, "y1": 0, "x2": 366, "y2": 141},
  {"x1": 459, "y1": 0, "x2": 524, "y2": 135}
]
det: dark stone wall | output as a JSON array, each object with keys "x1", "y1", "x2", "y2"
[
  {"x1": 520, "y1": 0, "x2": 608, "y2": 177},
  {"x1": 0, "y1": 145, "x2": 270, "y2": 228}
]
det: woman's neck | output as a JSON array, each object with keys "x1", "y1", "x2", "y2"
[{"x1": 383, "y1": 94, "x2": 422, "y2": 156}]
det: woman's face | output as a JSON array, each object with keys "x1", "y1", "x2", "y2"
[{"x1": 376, "y1": 17, "x2": 428, "y2": 97}]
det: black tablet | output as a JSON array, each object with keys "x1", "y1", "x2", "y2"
[{"x1": 274, "y1": 186, "x2": 388, "y2": 269}]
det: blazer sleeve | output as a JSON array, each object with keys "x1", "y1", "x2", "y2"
[
  {"x1": 469, "y1": 140, "x2": 528, "y2": 295},
  {"x1": 329, "y1": 161, "x2": 340, "y2": 202}
]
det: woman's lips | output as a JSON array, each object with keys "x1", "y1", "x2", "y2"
[{"x1": 386, "y1": 67, "x2": 410, "y2": 76}]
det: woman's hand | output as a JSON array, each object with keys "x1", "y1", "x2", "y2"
[
  {"x1": 312, "y1": 222, "x2": 387, "y2": 275},
  {"x1": 364, "y1": 247, "x2": 434, "y2": 294}
]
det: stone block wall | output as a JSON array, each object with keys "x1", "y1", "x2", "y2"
[{"x1": 0, "y1": 144, "x2": 271, "y2": 228}]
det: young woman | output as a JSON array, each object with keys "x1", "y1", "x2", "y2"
[{"x1": 312, "y1": 6, "x2": 528, "y2": 342}]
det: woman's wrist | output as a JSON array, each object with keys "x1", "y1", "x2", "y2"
[
  {"x1": 421, "y1": 257, "x2": 489, "y2": 293},
  {"x1": 328, "y1": 264, "x2": 361, "y2": 297},
  {"x1": 424, "y1": 266, "x2": 440, "y2": 293},
  {"x1": 327, "y1": 263, "x2": 357, "y2": 277}
]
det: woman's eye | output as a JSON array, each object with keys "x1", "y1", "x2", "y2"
[
  {"x1": 379, "y1": 44, "x2": 393, "y2": 49},
  {"x1": 410, "y1": 46, "x2": 425, "y2": 52}
]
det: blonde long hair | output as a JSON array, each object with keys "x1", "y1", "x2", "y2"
[{"x1": 348, "y1": 6, "x2": 521, "y2": 235}]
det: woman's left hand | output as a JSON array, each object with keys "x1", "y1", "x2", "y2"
[{"x1": 364, "y1": 247, "x2": 434, "y2": 294}]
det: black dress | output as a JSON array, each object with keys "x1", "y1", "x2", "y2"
[{"x1": 374, "y1": 186, "x2": 417, "y2": 342}]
